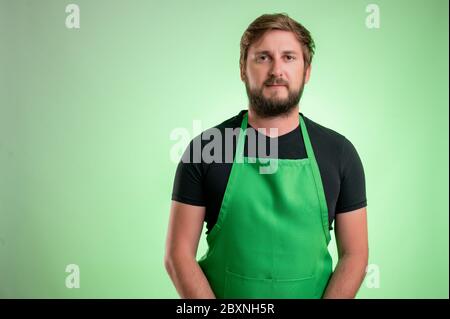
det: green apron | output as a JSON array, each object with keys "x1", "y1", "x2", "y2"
[{"x1": 198, "y1": 112, "x2": 333, "y2": 298}]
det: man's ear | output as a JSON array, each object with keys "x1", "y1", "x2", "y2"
[
  {"x1": 240, "y1": 65, "x2": 247, "y2": 82},
  {"x1": 304, "y1": 64, "x2": 312, "y2": 84}
]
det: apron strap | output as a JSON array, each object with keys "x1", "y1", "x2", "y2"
[
  {"x1": 300, "y1": 114, "x2": 332, "y2": 243},
  {"x1": 234, "y1": 112, "x2": 248, "y2": 163}
]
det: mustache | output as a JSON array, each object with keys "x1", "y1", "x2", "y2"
[
  {"x1": 264, "y1": 78, "x2": 288, "y2": 86},
  {"x1": 264, "y1": 77, "x2": 289, "y2": 86}
]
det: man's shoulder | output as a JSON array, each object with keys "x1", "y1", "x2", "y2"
[
  {"x1": 196, "y1": 110, "x2": 245, "y2": 141},
  {"x1": 188, "y1": 110, "x2": 244, "y2": 152},
  {"x1": 302, "y1": 114, "x2": 346, "y2": 141},
  {"x1": 302, "y1": 114, "x2": 357, "y2": 156},
  {"x1": 213, "y1": 110, "x2": 246, "y2": 131}
]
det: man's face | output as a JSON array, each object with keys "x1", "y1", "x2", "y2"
[{"x1": 242, "y1": 29, "x2": 311, "y2": 117}]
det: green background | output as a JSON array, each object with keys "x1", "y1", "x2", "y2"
[{"x1": 0, "y1": 0, "x2": 448, "y2": 298}]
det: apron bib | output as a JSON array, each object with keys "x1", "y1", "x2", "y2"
[{"x1": 198, "y1": 112, "x2": 333, "y2": 298}]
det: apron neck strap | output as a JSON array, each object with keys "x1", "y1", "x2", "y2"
[
  {"x1": 235, "y1": 111, "x2": 316, "y2": 162},
  {"x1": 299, "y1": 114, "x2": 315, "y2": 161},
  {"x1": 235, "y1": 112, "x2": 248, "y2": 163}
]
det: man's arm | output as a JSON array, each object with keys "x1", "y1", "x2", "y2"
[
  {"x1": 164, "y1": 200, "x2": 216, "y2": 298},
  {"x1": 323, "y1": 207, "x2": 368, "y2": 299}
]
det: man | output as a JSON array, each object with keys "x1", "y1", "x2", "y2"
[{"x1": 164, "y1": 13, "x2": 368, "y2": 299}]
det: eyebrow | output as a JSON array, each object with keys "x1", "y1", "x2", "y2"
[{"x1": 254, "y1": 50, "x2": 299, "y2": 55}]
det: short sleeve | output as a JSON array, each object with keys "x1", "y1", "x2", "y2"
[
  {"x1": 171, "y1": 138, "x2": 206, "y2": 207},
  {"x1": 335, "y1": 138, "x2": 367, "y2": 213}
]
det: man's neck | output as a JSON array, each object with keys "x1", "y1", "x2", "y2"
[{"x1": 247, "y1": 106, "x2": 300, "y2": 137}]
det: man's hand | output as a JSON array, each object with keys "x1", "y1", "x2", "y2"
[
  {"x1": 164, "y1": 201, "x2": 216, "y2": 298},
  {"x1": 323, "y1": 207, "x2": 368, "y2": 299}
]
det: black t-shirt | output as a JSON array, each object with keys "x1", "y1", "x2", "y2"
[{"x1": 172, "y1": 110, "x2": 367, "y2": 233}]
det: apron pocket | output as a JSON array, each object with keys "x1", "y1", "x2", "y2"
[
  {"x1": 272, "y1": 276, "x2": 318, "y2": 299},
  {"x1": 224, "y1": 269, "x2": 272, "y2": 299},
  {"x1": 224, "y1": 269, "x2": 317, "y2": 299}
]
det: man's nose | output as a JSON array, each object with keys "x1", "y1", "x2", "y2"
[{"x1": 269, "y1": 57, "x2": 283, "y2": 78}]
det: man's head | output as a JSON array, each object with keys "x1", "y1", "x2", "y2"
[{"x1": 240, "y1": 13, "x2": 315, "y2": 118}]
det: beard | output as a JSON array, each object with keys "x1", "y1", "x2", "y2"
[{"x1": 245, "y1": 76, "x2": 305, "y2": 118}]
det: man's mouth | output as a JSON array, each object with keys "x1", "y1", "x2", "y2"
[{"x1": 266, "y1": 84, "x2": 287, "y2": 88}]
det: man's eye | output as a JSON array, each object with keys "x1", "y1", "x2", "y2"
[
  {"x1": 285, "y1": 55, "x2": 296, "y2": 61},
  {"x1": 257, "y1": 55, "x2": 269, "y2": 62}
]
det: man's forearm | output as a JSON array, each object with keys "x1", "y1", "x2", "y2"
[
  {"x1": 165, "y1": 254, "x2": 216, "y2": 299},
  {"x1": 322, "y1": 253, "x2": 368, "y2": 299}
]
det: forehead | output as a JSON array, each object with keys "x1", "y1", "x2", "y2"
[{"x1": 248, "y1": 29, "x2": 302, "y2": 53}]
